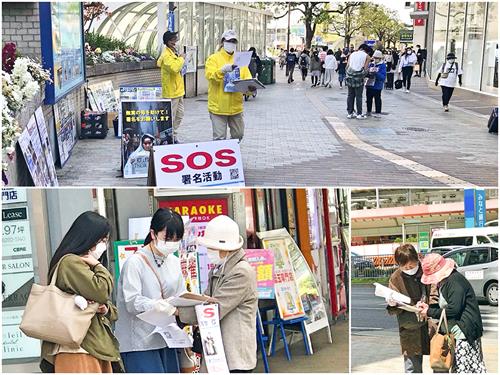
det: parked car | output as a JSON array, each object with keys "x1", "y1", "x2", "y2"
[
  {"x1": 351, "y1": 251, "x2": 374, "y2": 270},
  {"x1": 429, "y1": 246, "x2": 463, "y2": 255},
  {"x1": 431, "y1": 227, "x2": 498, "y2": 248},
  {"x1": 485, "y1": 220, "x2": 498, "y2": 227},
  {"x1": 443, "y1": 245, "x2": 498, "y2": 306}
]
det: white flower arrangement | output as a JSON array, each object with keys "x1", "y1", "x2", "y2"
[{"x1": 2, "y1": 56, "x2": 51, "y2": 170}]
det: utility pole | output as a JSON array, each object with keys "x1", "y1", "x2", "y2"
[{"x1": 286, "y1": 2, "x2": 291, "y2": 51}]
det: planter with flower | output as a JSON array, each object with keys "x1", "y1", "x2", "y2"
[{"x1": 1, "y1": 42, "x2": 52, "y2": 182}]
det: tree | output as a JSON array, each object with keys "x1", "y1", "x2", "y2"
[
  {"x1": 360, "y1": 5, "x2": 403, "y2": 47},
  {"x1": 327, "y1": 2, "x2": 373, "y2": 47},
  {"x1": 83, "y1": 2, "x2": 109, "y2": 34},
  {"x1": 260, "y1": 2, "x2": 361, "y2": 49}
]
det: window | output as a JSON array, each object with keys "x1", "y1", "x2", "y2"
[
  {"x1": 214, "y1": 5, "x2": 224, "y2": 50},
  {"x1": 465, "y1": 248, "x2": 490, "y2": 266},
  {"x1": 193, "y1": 2, "x2": 202, "y2": 63},
  {"x1": 481, "y1": 2, "x2": 498, "y2": 93},
  {"x1": 446, "y1": 250, "x2": 468, "y2": 267},
  {"x1": 491, "y1": 247, "x2": 498, "y2": 262},
  {"x1": 224, "y1": 7, "x2": 233, "y2": 31},
  {"x1": 462, "y1": 2, "x2": 487, "y2": 90},
  {"x1": 203, "y1": 4, "x2": 214, "y2": 62},
  {"x1": 477, "y1": 236, "x2": 491, "y2": 244},
  {"x1": 433, "y1": 236, "x2": 473, "y2": 247},
  {"x1": 447, "y1": 3, "x2": 466, "y2": 61},
  {"x1": 432, "y1": 3, "x2": 449, "y2": 78},
  {"x1": 489, "y1": 234, "x2": 498, "y2": 243}
]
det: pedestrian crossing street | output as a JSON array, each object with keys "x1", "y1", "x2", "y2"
[{"x1": 480, "y1": 304, "x2": 498, "y2": 334}]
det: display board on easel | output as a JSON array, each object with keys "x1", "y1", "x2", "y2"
[{"x1": 257, "y1": 228, "x2": 332, "y2": 354}]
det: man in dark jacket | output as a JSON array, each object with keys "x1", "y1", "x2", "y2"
[{"x1": 386, "y1": 244, "x2": 438, "y2": 373}]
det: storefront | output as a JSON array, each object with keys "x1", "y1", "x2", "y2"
[{"x1": 427, "y1": 1, "x2": 498, "y2": 94}]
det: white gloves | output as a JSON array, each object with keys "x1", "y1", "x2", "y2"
[
  {"x1": 153, "y1": 299, "x2": 176, "y2": 315},
  {"x1": 386, "y1": 294, "x2": 398, "y2": 307},
  {"x1": 221, "y1": 64, "x2": 234, "y2": 73}
]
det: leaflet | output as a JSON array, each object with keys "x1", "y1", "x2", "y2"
[
  {"x1": 137, "y1": 309, "x2": 176, "y2": 329},
  {"x1": 151, "y1": 324, "x2": 193, "y2": 348},
  {"x1": 233, "y1": 51, "x2": 252, "y2": 67},
  {"x1": 373, "y1": 282, "x2": 411, "y2": 304}
]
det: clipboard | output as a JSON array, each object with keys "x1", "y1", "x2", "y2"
[{"x1": 232, "y1": 78, "x2": 266, "y2": 93}]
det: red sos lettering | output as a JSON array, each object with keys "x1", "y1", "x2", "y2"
[
  {"x1": 160, "y1": 149, "x2": 237, "y2": 173},
  {"x1": 203, "y1": 306, "x2": 216, "y2": 318}
]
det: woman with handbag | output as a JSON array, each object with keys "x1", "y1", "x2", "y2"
[
  {"x1": 365, "y1": 50, "x2": 387, "y2": 116},
  {"x1": 39, "y1": 211, "x2": 122, "y2": 373},
  {"x1": 434, "y1": 52, "x2": 463, "y2": 112},
  {"x1": 385, "y1": 244, "x2": 439, "y2": 373},
  {"x1": 114, "y1": 208, "x2": 187, "y2": 373},
  {"x1": 398, "y1": 47, "x2": 418, "y2": 93},
  {"x1": 178, "y1": 215, "x2": 258, "y2": 373},
  {"x1": 418, "y1": 253, "x2": 486, "y2": 373}
]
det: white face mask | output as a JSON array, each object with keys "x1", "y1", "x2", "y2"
[
  {"x1": 223, "y1": 42, "x2": 237, "y2": 54},
  {"x1": 402, "y1": 264, "x2": 419, "y2": 276},
  {"x1": 447, "y1": 59, "x2": 455, "y2": 64},
  {"x1": 207, "y1": 249, "x2": 223, "y2": 266},
  {"x1": 155, "y1": 239, "x2": 179, "y2": 256},
  {"x1": 91, "y1": 241, "x2": 107, "y2": 260}
]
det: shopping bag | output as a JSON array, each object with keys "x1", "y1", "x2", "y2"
[
  {"x1": 395, "y1": 79, "x2": 403, "y2": 90},
  {"x1": 429, "y1": 309, "x2": 455, "y2": 371}
]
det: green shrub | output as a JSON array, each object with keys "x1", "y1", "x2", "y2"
[{"x1": 85, "y1": 32, "x2": 130, "y2": 52}]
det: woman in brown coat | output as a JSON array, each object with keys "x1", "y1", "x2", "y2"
[{"x1": 386, "y1": 244, "x2": 438, "y2": 373}]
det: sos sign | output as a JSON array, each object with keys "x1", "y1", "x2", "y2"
[{"x1": 152, "y1": 140, "x2": 245, "y2": 187}]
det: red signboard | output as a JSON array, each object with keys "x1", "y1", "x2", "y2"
[
  {"x1": 159, "y1": 198, "x2": 229, "y2": 223},
  {"x1": 414, "y1": 18, "x2": 425, "y2": 26},
  {"x1": 416, "y1": 2, "x2": 426, "y2": 11}
]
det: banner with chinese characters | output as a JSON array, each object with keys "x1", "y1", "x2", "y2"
[
  {"x1": 257, "y1": 230, "x2": 305, "y2": 320},
  {"x1": 152, "y1": 140, "x2": 245, "y2": 187},
  {"x1": 160, "y1": 198, "x2": 229, "y2": 292},
  {"x1": 113, "y1": 240, "x2": 144, "y2": 278},
  {"x1": 121, "y1": 99, "x2": 173, "y2": 179},
  {"x1": 195, "y1": 304, "x2": 229, "y2": 373},
  {"x1": 244, "y1": 249, "x2": 275, "y2": 299}
]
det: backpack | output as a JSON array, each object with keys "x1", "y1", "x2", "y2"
[
  {"x1": 299, "y1": 55, "x2": 308, "y2": 67},
  {"x1": 286, "y1": 53, "x2": 296, "y2": 64}
]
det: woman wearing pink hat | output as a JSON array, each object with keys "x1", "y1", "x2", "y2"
[{"x1": 417, "y1": 253, "x2": 486, "y2": 373}]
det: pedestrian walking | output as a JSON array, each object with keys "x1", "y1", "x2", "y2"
[
  {"x1": 346, "y1": 44, "x2": 371, "y2": 119},
  {"x1": 365, "y1": 50, "x2": 387, "y2": 115},
  {"x1": 384, "y1": 49, "x2": 394, "y2": 90},
  {"x1": 334, "y1": 48, "x2": 342, "y2": 62},
  {"x1": 115, "y1": 208, "x2": 189, "y2": 373},
  {"x1": 319, "y1": 46, "x2": 328, "y2": 85},
  {"x1": 279, "y1": 49, "x2": 286, "y2": 70},
  {"x1": 435, "y1": 52, "x2": 463, "y2": 112},
  {"x1": 299, "y1": 50, "x2": 310, "y2": 81},
  {"x1": 178, "y1": 215, "x2": 258, "y2": 373},
  {"x1": 386, "y1": 245, "x2": 438, "y2": 374},
  {"x1": 418, "y1": 253, "x2": 487, "y2": 373},
  {"x1": 248, "y1": 47, "x2": 262, "y2": 79},
  {"x1": 40, "y1": 211, "x2": 122, "y2": 373},
  {"x1": 205, "y1": 30, "x2": 254, "y2": 142},
  {"x1": 323, "y1": 49, "x2": 338, "y2": 88},
  {"x1": 157, "y1": 31, "x2": 185, "y2": 143},
  {"x1": 415, "y1": 44, "x2": 425, "y2": 77},
  {"x1": 398, "y1": 46, "x2": 418, "y2": 93},
  {"x1": 286, "y1": 48, "x2": 298, "y2": 83},
  {"x1": 309, "y1": 51, "x2": 322, "y2": 87},
  {"x1": 337, "y1": 53, "x2": 347, "y2": 88}
]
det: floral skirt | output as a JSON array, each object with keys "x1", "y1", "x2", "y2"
[{"x1": 453, "y1": 339, "x2": 487, "y2": 373}]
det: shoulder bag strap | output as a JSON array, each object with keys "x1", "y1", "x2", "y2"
[
  {"x1": 137, "y1": 252, "x2": 166, "y2": 299},
  {"x1": 436, "y1": 308, "x2": 450, "y2": 334},
  {"x1": 49, "y1": 254, "x2": 73, "y2": 286}
]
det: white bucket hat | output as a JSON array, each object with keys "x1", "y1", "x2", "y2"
[
  {"x1": 372, "y1": 50, "x2": 384, "y2": 59},
  {"x1": 196, "y1": 215, "x2": 244, "y2": 251}
]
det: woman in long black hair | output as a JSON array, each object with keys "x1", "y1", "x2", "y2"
[{"x1": 40, "y1": 211, "x2": 122, "y2": 373}]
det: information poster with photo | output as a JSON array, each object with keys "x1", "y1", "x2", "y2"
[
  {"x1": 87, "y1": 80, "x2": 119, "y2": 112},
  {"x1": 159, "y1": 198, "x2": 229, "y2": 292},
  {"x1": 53, "y1": 95, "x2": 77, "y2": 166},
  {"x1": 121, "y1": 99, "x2": 173, "y2": 178},
  {"x1": 179, "y1": 219, "x2": 202, "y2": 294},
  {"x1": 184, "y1": 46, "x2": 198, "y2": 73},
  {"x1": 245, "y1": 249, "x2": 275, "y2": 299},
  {"x1": 34, "y1": 107, "x2": 58, "y2": 186},
  {"x1": 257, "y1": 230, "x2": 305, "y2": 321},
  {"x1": 40, "y1": 2, "x2": 85, "y2": 104}
]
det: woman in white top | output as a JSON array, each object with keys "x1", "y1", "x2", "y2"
[
  {"x1": 398, "y1": 47, "x2": 418, "y2": 93},
  {"x1": 323, "y1": 49, "x2": 338, "y2": 88},
  {"x1": 115, "y1": 208, "x2": 186, "y2": 373},
  {"x1": 435, "y1": 52, "x2": 463, "y2": 112}
]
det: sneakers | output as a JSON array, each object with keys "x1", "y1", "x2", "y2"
[
  {"x1": 444, "y1": 105, "x2": 449, "y2": 112},
  {"x1": 356, "y1": 114, "x2": 367, "y2": 120},
  {"x1": 366, "y1": 112, "x2": 372, "y2": 117},
  {"x1": 347, "y1": 113, "x2": 356, "y2": 119},
  {"x1": 405, "y1": 89, "x2": 410, "y2": 93}
]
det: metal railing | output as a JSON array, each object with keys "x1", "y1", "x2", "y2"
[{"x1": 351, "y1": 254, "x2": 398, "y2": 278}]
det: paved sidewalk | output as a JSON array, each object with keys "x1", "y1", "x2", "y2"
[{"x1": 56, "y1": 65, "x2": 497, "y2": 186}]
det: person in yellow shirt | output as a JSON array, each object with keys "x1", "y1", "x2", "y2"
[
  {"x1": 205, "y1": 30, "x2": 256, "y2": 142},
  {"x1": 157, "y1": 31, "x2": 185, "y2": 143}
]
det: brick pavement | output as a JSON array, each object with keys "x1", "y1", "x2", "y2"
[{"x1": 56, "y1": 65, "x2": 497, "y2": 187}]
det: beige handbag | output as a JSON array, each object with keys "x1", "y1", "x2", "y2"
[
  {"x1": 430, "y1": 309, "x2": 456, "y2": 371},
  {"x1": 20, "y1": 255, "x2": 99, "y2": 348}
]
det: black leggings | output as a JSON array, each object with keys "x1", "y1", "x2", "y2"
[
  {"x1": 311, "y1": 75, "x2": 319, "y2": 86},
  {"x1": 301, "y1": 67, "x2": 307, "y2": 81},
  {"x1": 366, "y1": 87, "x2": 382, "y2": 113},
  {"x1": 401, "y1": 66, "x2": 414, "y2": 90},
  {"x1": 441, "y1": 86, "x2": 455, "y2": 106}
]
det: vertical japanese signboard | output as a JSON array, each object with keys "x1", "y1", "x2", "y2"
[
  {"x1": 475, "y1": 189, "x2": 486, "y2": 227},
  {"x1": 464, "y1": 189, "x2": 475, "y2": 228},
  {"x1": 418, "y1": 232, "x2": 430, "y2": 252},
  {"x1": 244, "y1": 249, "x2": 275, "y2": 299}
]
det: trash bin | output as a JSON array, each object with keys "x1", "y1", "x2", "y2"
[{"x1": 260, "y1": 58, "x2": 275, "y2": 85}]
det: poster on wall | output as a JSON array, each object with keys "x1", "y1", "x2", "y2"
[
  {"x1": 121, "y1": 99, "x2": 173, "y2": 178},
  {"x1": 39, "y1": 2, "x2": 85, "y2": 104},
  {"x1": 2, "y1": 206, "x2": 32, "y2": 258},
  {"x1": 159, "y1": 198, "x2": 229, "y2": 292},
  {"x1": 244, "y1": 249, "x2": 275, "y2": 299},
  {"x1": 87, "y1": 80, "x2": 119, "y2": 112},
  {"x1": 1, "y1": 189, "x2": 27, "y2": 204},
  {"x1": 113, "y1": 240, "x2": 144, "y2": 279},
  {"x1": 184, "y1": 46, "x2": 198, "y2": 73},
  {"x1": 179, "y1": 219, "x2": 202, "y2": 294},
  {"x1": 53, "y1": 95, "x2": 77, "y2": 166},
  {"x1": 2, "y1": 310, "x2": 41, "y2": 359},
  {"x1": 34, "y1": 107, "x2": 58, "y2": 186}
]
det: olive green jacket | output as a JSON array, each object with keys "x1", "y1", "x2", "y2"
[{"x1": 40, "y1": 254, "x2": 122, "y2": 367}]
